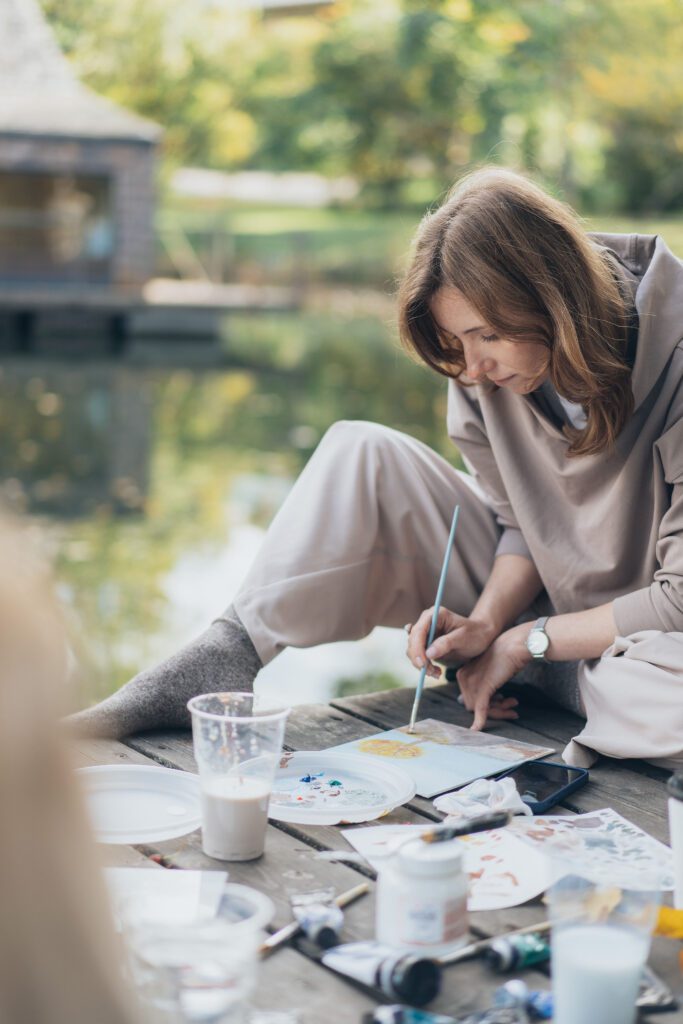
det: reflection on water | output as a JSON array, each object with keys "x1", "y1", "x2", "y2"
[{"x1": 0, "y1": 306, "x2": 450, "y2": 707}]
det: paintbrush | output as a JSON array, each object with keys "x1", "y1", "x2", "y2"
[
  {"x1": 439, "y1": 919, "x2": 552, "y2": 965},
  {"x1": 407, "y1": 504, "x2": 460, "y2": 733},
  {"x1": 419, "y1": 809, "x2": 511, "y2": 843},
  {"x1": 259, "y1": 881, "x2": 369, "y2": 957}
]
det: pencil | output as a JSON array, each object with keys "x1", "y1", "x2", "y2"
[{"x1": 407, "y1": 503, "x2": 460, "y2": 733}]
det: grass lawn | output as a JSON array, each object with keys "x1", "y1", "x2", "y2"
[{"x1": 159, "y1": 198, "x2": 683, "y2": 289}]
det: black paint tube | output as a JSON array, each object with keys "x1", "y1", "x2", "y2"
[{"x1": 319, "y1": 941, "x2": 441, "y2": 1007}]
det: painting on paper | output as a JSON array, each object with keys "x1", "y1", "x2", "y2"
[
  {"x1": 510, "y1": 808, "x2": 675, "y2": 890},
  {"x1": 326, "y1": 719, "x2": 554, "y2": 798},
  {"x1": 340, "y1": 823, "x2": 556, "y2": 911}
]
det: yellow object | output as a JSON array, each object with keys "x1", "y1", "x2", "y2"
[
  {"x1": 655, "y1": 906, "x2": 683, "y2": 938},
  {"x1": 357, "y1": 738, "x2": 423, "y2": 759}
]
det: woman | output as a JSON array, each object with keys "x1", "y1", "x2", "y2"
[{"x1": 71, "y1": 167, "x2": 683, "y2": 769}]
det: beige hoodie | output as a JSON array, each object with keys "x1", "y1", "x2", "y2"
[{"x1": 446, "y1": 233, "x2": 683, "y2": 637}]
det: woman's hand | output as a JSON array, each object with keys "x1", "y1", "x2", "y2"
[
  {"x1": 456, "y1": 623, "x2": 532, "y2": 730},
  {"x1": 405, "y1": 607, "x2": 497, "y2": 679}
]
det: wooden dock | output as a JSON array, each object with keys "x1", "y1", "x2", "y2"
[
  {"x1": 0, "y1": 277, "x2": 302, "y2": 357},
  {"x1": 73, "y1": 683, "x2": 683, "y2": 1022}
]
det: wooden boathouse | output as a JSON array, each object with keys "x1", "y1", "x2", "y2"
[{"x1": 0, "y1": 0, "x2": 296, "y2": 358}]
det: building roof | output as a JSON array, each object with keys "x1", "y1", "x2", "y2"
[{"x1": 0, "y1": 0, "x2": 161, "y2": 142}]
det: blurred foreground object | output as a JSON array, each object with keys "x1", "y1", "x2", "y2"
[{"x1": 0, "y1": 515, "x2": 141, "y2": 1024}]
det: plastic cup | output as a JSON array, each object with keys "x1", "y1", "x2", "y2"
[
  {"x1": 188, "y1": 693, "x2": 290, "y2": 862},
  {"x1": 548, "y1": 867, "x2": 660, "y2": 1024},
  {"x1": 122, "y1": 882, "x2": 274, "y2": 1024}
]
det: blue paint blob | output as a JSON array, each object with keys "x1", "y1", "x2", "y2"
[{"x1": 299, "y1": 771, "x2": 325, "y2": 783}]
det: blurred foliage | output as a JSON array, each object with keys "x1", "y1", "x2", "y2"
[
  {"x1": 333, "y1": 670, "x2": 403, "y2": 699},
  {"x1": 158, "y1": 203, "x2": 683, "y2": 291},
  {"x1": 2, "y1": 300, "x2": 447, "y2": 700},
  {"x1": 42, "y1": 0, "x2": 683, "y2": 211}
]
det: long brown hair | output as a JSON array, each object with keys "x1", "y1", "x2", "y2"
[{"x1": 398, "y1": 167, "x2": 633, "y2": 456}]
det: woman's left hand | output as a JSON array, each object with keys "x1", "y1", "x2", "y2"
[{"x1": 456, "y1": 623, "x2": 532, "y2": 731}]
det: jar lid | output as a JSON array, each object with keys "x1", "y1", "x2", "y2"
[
  {"x1": 668, "y1": 772, "x2": 683, "y2": 801},
  {"x1": 397, "y1": 837, "x2": 463, "y2": 875}
]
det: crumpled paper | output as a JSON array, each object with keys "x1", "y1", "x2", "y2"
[{"x1": 433, "y1": 776, "x2": 532, "y2": 820}]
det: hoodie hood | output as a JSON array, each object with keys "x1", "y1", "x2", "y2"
[{"x1": 591, "y1": 232, "x2": 683, "y2": 412}]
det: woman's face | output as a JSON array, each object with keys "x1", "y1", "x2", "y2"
[{"x1": 430, "y1": 286, "x2": 549, "y2": 394}]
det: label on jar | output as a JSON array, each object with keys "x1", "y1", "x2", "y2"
[{"x1": 399, "y1": 893, "x2": 467, "y2": 946}]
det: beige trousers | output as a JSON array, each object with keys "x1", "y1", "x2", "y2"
[{"x1": 234, "y1": 421, "x2": 683, "y2": 769}]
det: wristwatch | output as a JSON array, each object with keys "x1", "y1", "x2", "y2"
[{"x1": 526, "y1": 616, "x2": 551, "y2": 660}]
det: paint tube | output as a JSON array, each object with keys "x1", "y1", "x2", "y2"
[
  {"x1": 483, "y1": 933, "x2": 550, "y2": 972},
  {"x1": 494, "y1": 980, "x2": 553, "y2": 1019},
  {"x1": 289, "y1": 888, "x2": 344, "y2": 949},
  {"x1": 362, "y1": 1007, "x2": 457, "y2": 1024},
  {"x1": 320, "y1": 941, "x2": 441, "y2": 1006}
]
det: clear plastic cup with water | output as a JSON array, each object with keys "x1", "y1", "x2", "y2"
[
  {"x1": 188, "y1": 693, "x2": 290, "y2": 862},
  {"x1": 123, "y1": 882, "x2": 274, "y2": 1024},
  {"x1": 548, "y1": 865, "x2": 661, "y2": 1024}
]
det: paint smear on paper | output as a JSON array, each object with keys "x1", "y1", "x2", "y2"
[
  {"x1": 341, "y1": 823, "x2": 556, "y2": 912},
  {"x1": 327, "y1": 720, "x2": 554, "y2": 798},
  {"x1": 510, "y1": 807, "x2": 674, "y2": 890},
  {"x1": 357, "y1": 738, "x2": 424, "y2": 759}
]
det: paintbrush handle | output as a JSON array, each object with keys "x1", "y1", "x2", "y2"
[
  {"x1": 420, "y1": 809, "x2": 511, "y2": 843},
  {"x1": 408, "y1": 665, "x2": 428, "y2": 731},
  {"x1": 408, "y1": 504, "x2": 460, "y2": 732},
  {"x1": 335, "y1": 882, "x2": 370, "y2": 908},
  {"x1": 259, "y1": 881, "x2": 369, "y2": 956},
  {"x1": 439, "y1": 919, "x2": 552, "y2": 966}
]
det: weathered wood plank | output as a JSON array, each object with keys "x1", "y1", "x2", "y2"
[
  {"x1": 96, "y1": 731, "x2": 554, "y2": 1013},
  {"x1": 119, "y1": 721, "x2": 558, "y2": 981},
  {"x1": 251, "y1": 946, "x2": 377, "y2": 1022},
  {"x1": 75, "y1": 678, "x2": 680, "y2": 1022},
  {"x1": 69, "y1": 735, "x2": 157, "y2": 768}
]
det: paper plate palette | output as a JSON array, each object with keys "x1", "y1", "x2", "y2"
[
  {"x1": 77, "y1": 764, "x2": 202, "y2": 844},
  {"x1": 268, "y1": 752, "x2": 415, "y2": 825}
]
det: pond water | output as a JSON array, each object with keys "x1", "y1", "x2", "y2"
[{"x1": 0, "y1": 304, "x2": 453, "y2": 710}]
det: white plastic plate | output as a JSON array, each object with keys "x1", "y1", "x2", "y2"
[
  {"x1": 268, "y1": 751, "x2": 416, "y2": 825},
  {"x1": 77, "y1": 764, "x2": 202, "y2": 844}
]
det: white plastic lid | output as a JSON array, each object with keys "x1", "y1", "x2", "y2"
[{"x1": 397, "y1": 837, "x2": 463, "y2": 877}]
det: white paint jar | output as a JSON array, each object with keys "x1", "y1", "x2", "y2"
[
  {"x1": 375, "y1": 837, "x2": 468, "y2": 957},
  {"x1": 668, "y1": 771, "x2": 683, "y2": 909}
]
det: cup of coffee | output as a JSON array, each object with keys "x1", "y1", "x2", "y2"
[{"x1": 188, "y1": 692, "x2": 290, "y2": 861}]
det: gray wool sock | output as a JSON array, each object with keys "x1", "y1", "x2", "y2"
[{"x1": 66, "y1": 607, "x2": 262, "y2": 739}]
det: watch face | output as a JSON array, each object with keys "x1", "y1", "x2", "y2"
[{"x1": 527, "y1": 630, "x2": 550, "y2": 655}]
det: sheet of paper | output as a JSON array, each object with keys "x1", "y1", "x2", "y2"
[
  {"x1": 509, "y1": 807, "x2": 675, "y2": 890},
  {"x1": 105, "y1": 867, "x2": 228, "y2": 925},
  {"x1": 326, "y1": 718, "x2": 554, "y2": 798},
  {"x1": 341, "y1": 823, "x2": 556, "y2": 912}
]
